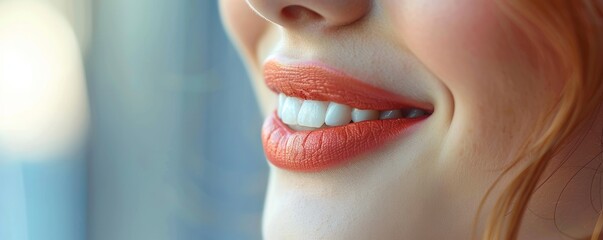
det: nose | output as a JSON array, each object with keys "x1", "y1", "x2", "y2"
[{"x1": 246, "y1": 0, "x2": 371, "y2": 29}]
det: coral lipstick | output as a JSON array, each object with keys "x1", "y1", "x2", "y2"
[
  {"x1": 264, "y1": 61, "x2": 432, "y2": 111},
  {"x1": 262, "y1": 113, "x2": 425, "y2": 171},
  {"x1": 262, "y1": 61, "x2": 429, "y2": 172}
]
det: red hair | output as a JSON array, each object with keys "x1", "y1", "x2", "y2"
[{"x1": 476, "y1": 1, "x2": 603, "y2": 239}]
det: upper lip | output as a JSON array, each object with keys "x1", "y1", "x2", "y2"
[{"x1": 263, "y1": 60, "x2": 433, "y2": 111}]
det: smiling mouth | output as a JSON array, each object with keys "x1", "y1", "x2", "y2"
[{"x1": 261, "y1": 60, "x2": 432, "y2": 172}]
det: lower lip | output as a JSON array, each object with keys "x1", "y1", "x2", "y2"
[{"x1": 261, "y1": 112, "x2": 426, "y2": 172}]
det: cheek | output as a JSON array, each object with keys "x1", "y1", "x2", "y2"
[
  {"x1": 385, "y1": 0, "x2": 561, "y2": 167},
  {"x1": 396, "y1": 0, "x2": 561, "y2": 92},
  {"x1": 393, "y1": 0, "x2": 521, "y2": 93},
  {"x1": 220, "y1": 0, "x2": 277, "y2": 114},
  {"x1": 219, "y1": 0, "x2": 269, "y2": 61}
]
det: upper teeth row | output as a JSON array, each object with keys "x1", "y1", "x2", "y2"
[{"x1": 277, "y1": 93, "x2": 426, "y2": 129}]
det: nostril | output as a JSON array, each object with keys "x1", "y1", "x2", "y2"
[{"x1": 281, "y1": 5, "x2": 323, "y2": 23}]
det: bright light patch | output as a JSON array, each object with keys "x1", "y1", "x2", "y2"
[{"x1": 0, "y1": 1, "x2": 88, "y2": 161}]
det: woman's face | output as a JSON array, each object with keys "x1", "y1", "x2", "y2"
[{"x1": 220, "y1": 0, "x2": 577, "y2": 239}]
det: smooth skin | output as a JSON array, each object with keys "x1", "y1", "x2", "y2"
[{"x1": 220, "y1": 0, "x2": 603, "y2": 239}]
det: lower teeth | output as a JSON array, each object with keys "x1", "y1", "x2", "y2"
[
  {"x1": 404, "y1": 109, "x2": 427, "y2": 118},
  {"x1": 285, "y1": 109, "x2": 428, "y2": 130}
]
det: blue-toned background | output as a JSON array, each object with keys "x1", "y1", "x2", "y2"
[
  {"x1": 86, "y1": 1, "x2": 268, "y2": 240},
  {"x1": 0, "y1": 0, "x2": 268, "y2": 240}
]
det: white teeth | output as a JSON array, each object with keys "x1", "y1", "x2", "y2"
[
  {"x1": 325, "y1": 102, "x2": 352, "y2": 126},
  {"x1": 281, "y1": 96, "x2": 303, "y2": 125},
  {"x1": 277, "y1": 93, "x2": 286, "y2": 119},
  {"x1": 297, "y1": 100, "x2": 328, "y2": 128},
  {"x1": 405, "y1": 109, "x2": 426, "y2": 118},
  {"x1": 379, "y1": 110, "x2": 402, "y2": 120},
  {"x1": 352, "y1": 109, "x2": 380, "y2": 122},
  {"x1": 276, "y1": 93, "x2": 428, "y2": 128}
]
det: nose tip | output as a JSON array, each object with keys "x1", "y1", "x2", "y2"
[{"x1": 247, "y1": 0, "x2": 371, "y2": 29}]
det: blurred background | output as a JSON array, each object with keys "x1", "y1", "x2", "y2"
[{"x1": 0, "y1": 0, "x2": 268, "y2": 240}]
